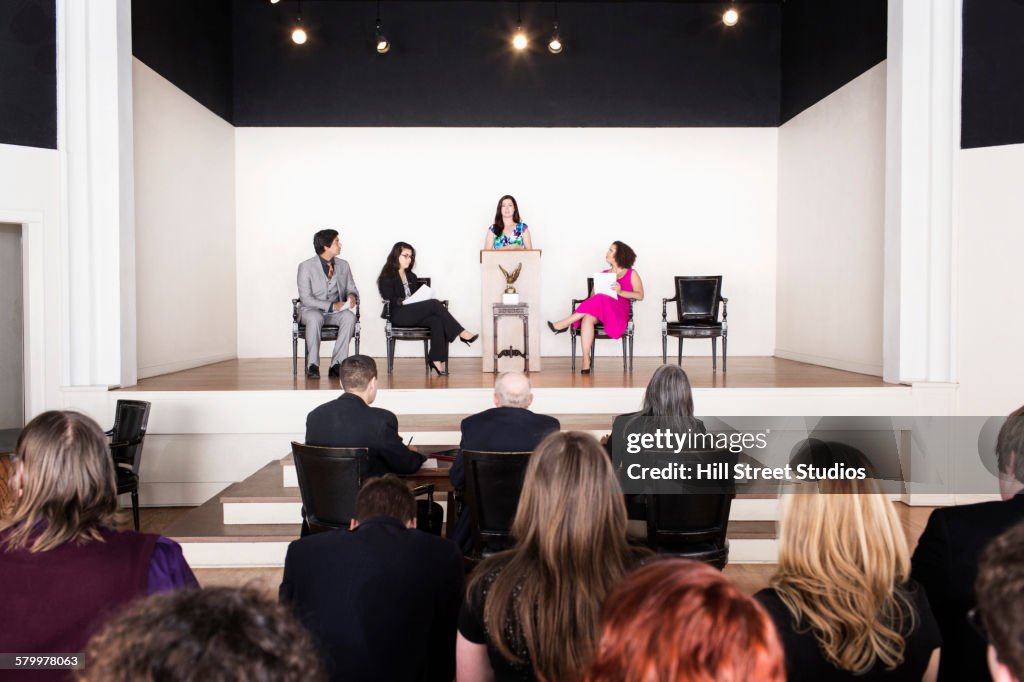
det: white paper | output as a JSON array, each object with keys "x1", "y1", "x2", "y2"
[
  {"x1": 419, "y1": 457, "x2": 439, "y2": 469},
  {"x1": 592, "y1": 272, "x2": 618, "y2": 299},
  {"x1": 403, "y1": 284, "x2": 434, "y2": 305}
]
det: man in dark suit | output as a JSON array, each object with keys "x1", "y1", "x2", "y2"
[
  {"x1": 305, "y1": 355, "x2": 424, "y2": 478},
  {"x1": 911, "y1": 406, "x2": 1024, "y2": 682},
  {"x1": 280, "y1": 475, "x2": 463, "y2": 682},
  {"x1": 449, "y1": 371, "x2": 560, "y2": 551}
]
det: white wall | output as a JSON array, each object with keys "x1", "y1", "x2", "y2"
[
  {"x1": 133, "y1": 59, "x2": 237, "y2": 378},
  {"x1": 775, "y1": 63, "x2": 887, "y2": 376},
  {"x1": 235, "y1": 128, "x2": 778, "y2": 360},
  {"x1": 957, "y1": 142, "x2": 1024, "y2": 415}
]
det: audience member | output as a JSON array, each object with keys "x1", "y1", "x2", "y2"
[
  {"x1": 0, "y1": 411, "x2": 197, "y2": 681},
  {"x1": 912, "y1": 406, "x2": 1024, "y2": 681},
  {"x1": 584, "y1": 559, "x2": 785, "y2": 682},
  {"x1": 756, "y1": 441, "x2": 941, "y2": 682},
  {"x1": 975, "y1": 521, "x2": 1024, "y2": 682},
  {"x1": 456, "y1": 431, "x2": 642, "y2": 682},
  {"x1": 296, "y1": 228, "x2": 360, "y2": 380},
  {"x1": 77, "y1": 586, "x2": 324, "y2": 681},
  {"x1": 449, "y1": 371, "x2": 560, "y2": 552},
  {"x1": 280, "y1": 475, "x2": 463, "y2": 682}
]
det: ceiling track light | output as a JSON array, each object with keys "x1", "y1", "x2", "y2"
[
  {"x1": 512, "y1": 2, "x2": 527, "y2": 50},
  {"x1": 375, "y1": 0, "x2": 390, "y2": 53},
  {"x1": 723, "y1": 5, "x2": 739, "y2": 27},
  {"x1": 269, "y1": 0, "x2": 281, "y2": 5},
  {"x1": 548, "y1": 3, "x2": 562, "y2": 54},
  {"x1": 291, "y1": 1, "x2": 307, "y2": 44}
]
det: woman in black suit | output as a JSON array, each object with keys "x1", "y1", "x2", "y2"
[{"x1": 377, "y1": 242, "x2": 478, "y2": 376}]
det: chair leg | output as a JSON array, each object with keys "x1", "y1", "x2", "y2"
[
  {"x1": 678, "y1": 338, "x2": 683, "y2": 365},
  {"x1": 423, "y1": 340, "x2": 430, "y2": 372},
  {"x1": 622, "y1": 336, "x2": 627, "y2": 371},
  {"x1": 722, "y1": 332, "x2": 727, "y2": 373},
  {"x1": 387, "y1": 338, "x2": 395, "y2": 375},
  {"x1": 355, "y1": 333, "x2": 360, "y2": 356},
  {"x1": 571, "y1": 333, "x2": 577, "y2": 371},
  {"x1": 591, "y1": 339, "x2": 596, "y2": 369},
  {"x1": 662, "y1": 332, "x2": 667, "y2": 364},
  {"x1": 629, "y1": 333, "x2": 634, "y2": 371},
  {"x1": 712, "y1": 337, "x2": 717, "y2": 372},
  {"x1": 292, "y1": 336, "x2": 298, "y2": 376},
  {"x1": 131, "y1": 490, "x2": 140, "y2": 531}
]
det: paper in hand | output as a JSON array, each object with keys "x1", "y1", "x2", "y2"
[
  {"x1": 403, "y1": 284, "x2": 434, "y2": 305},
  {"x1": 592, "y1": 272, "x2": 618, "y2": 299}
]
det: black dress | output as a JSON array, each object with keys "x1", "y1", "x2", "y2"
[
  {"x1": 755, "y1": 581, "x2": 941, "y2": 682},
  {"x1": 378, "y1": 270, "x2": 464, "y2": 363}
]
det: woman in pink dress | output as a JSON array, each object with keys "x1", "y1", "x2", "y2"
[{"x1": 548, "y1": 241, "x2": 644, "y2": 374}]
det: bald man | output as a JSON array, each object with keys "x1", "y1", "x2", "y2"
[{"x1": 448, "y1": 372, "x2": 560, "y2": 551}]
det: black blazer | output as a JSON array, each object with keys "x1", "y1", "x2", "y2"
[
  {"x1": 378, "y1": 270, "x2": 425, "y2": 317},
  {"x1": 449, "y1": 407, "x2": 561, "y2": 490},
  {"x1": 910, "y1": 492, "x2": 1024, "y2": 682},
  {"x1": 280, "y1": 516, "x2": 464, "y2": 682},
  {"x1": 305, "y1": 393, "x2": 424, "y2": 478}
]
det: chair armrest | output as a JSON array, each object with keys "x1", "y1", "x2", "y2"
[
  {"x1": 355, "y1": 302, "x2": 361, "y2": 320},
  {"x1": 720, "y1": 297, "x2": 728, "y2": 322},
  {"x1": 411, "y1": 483, "x2": 435, "y2": 505},
  {"x1": 104, "y1": 428, "x2": 115, "y2": 438},
  {"x1": 109, "y1": 435, "x2": 145, "y2": 449},
  {"x1": 292, "y1": 298, "x2": 301, "y2": 323},
  {"x1": 382, "y1": 300, "x2": 391, "y2": 319},
  {"x1": 441, "y1": 300, "x2": 449, "y2": 310}
]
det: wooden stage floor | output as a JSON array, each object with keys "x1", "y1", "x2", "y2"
[{"x1": 120, "y1": 356, "x2": 893, "y2": 392}]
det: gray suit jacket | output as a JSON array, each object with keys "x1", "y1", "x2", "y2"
[{"x1": 297, "y1": 256, "x2": 359, "y2": 314}]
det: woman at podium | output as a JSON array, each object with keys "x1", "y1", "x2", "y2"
[
  {"x1": 484, "y1": 194, "x2": 534, "y2": 250},
  {"x1": 547, "y1": 241, "x2": 644, "y2": 374},
  {"x1": 377, "y1": 242, "x2": 478, "y2": 376}
]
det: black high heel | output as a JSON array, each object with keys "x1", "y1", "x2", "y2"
[
  {"x1": 430, "y1": 362, "x2": 449, "y2": 376},
  {"x1": 548, "y1": 321, "x2": 567, "y2": 335},
  {"x1": 460, "y1": 333, "x2": 479, "y2": 346},
  {"x1": 580, "y1": 367, "x2": 591, "y2": 375}
]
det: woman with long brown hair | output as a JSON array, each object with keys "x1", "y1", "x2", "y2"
[
  {"x1": 0, "y1": 411, "x2": 197, "y2": 671},
  {"x1": 485, "y1": 195, "x2": 534, "y2": 250},
  {"x1": 456, "y1": 431, "x2": 639, "y2": 681},
  {"x1": 755, "y1": 440, "x2": 941, "y2": 682}
]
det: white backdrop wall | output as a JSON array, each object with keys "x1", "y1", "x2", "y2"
[
  {"x1": 775, "y1": 63, "x2": 887, "y2": 376},
  {"x1": 133, "y1": 59, "x2": 237, "y2": 378},
  {"x1": 957, "y1": 142, "x2": 1024, "y2": 414},
  {"x1": 235, "y1": 127, "x2": 778, "y2": 360}
]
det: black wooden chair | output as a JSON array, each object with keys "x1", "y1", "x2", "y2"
[
  {"x1": 291, "y1": 442, "x2": 435, "y2": 535},
  {"x1": 291, "y1": 300, "x2": 361, "y2": 376},
  {"x1": 462, "y1": 450, "x2": 532, "y2": 559},
  {"x1": 637, "y1": 449, "x2": 736, "y2": 569},
  {"x1": 382, "y1": 277, "x2": 450, "y2": 375},
  {"x1": 105, "y1": 399, "x2": 152, "y2": 531},
  {"x1": 570, "y1": 277, "x2": 635, "y2": 372},
  {"x1": 662, "y1": 276, "x2": 728, "y2": 371}
]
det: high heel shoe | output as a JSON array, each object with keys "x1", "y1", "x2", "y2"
[
  {"x1": 580, "y1": 367, "x2": 591, "y2": 375},
  {"x1": 460, "y1": 333, "x2": 479, "y2": 346},
  {"x1": 430, "y1": 362, "x2": 449, "y2": 376},
  {"x1": 548, "y1": 321, "x2": 567, "y2": 335}
]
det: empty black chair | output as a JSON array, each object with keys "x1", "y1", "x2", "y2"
[
  {"x1": 105, "y1": 400, "x2": 152, "y2": 531},
  {"x1": 661, "y1": 275, "x2": 728, "y2": 371},
  {"x1": 382, "y1": 277, "x2": 450, "y2": 375},
  {"x1": 570, "y1": 277, "x2": 635, "y2": 372},
  {"x1": 639, "y1": 449, "x2": 737, "y2": 569},
  {"x1": 462, "y1": 450, "x2": 532, "y2": 559},
  {"x1": 291, "y1": 442, "x2": 436, "y2": 535},
  {"x1": 291, "y1": 299, "x2": 361, "y2": 376}
]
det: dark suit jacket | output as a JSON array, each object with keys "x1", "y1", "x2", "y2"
[
  {"x1": 378, "y1": 270, "x2": 425, "y2": 317},
  {"x1": 305, "y1": 393, "x2": 424, "y2": 478},
  {"x1": 280, "y1": 516, "x2": 464, "y2": 682},
  {"x1": 449, "y1": 407, "x2": 561, "y2": 490},
  {"x1": 910, "y1": 491, "x2": 1024, "y2": 682}
]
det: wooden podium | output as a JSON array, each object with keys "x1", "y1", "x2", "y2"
[{"x1": 481, "y1": 250, "x2": 542, "y2": 372}]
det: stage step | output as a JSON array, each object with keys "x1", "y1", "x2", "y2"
[{"x1": 169, "y1": 457, "x2": 780, "y2": 567}]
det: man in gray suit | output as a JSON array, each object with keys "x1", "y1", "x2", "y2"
[{"x1": 297, "y1": 229, "x2": 359, "y2": 379}]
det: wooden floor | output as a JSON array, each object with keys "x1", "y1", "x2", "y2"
[
  {"x1": 119, "y1": 356, "x2": 892, "y2": 392},
  {"x1": 136, "y1": 503, "x2": 936, "y2": 600}
]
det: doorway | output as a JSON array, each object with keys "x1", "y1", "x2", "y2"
[{"x1": 0, "y1": 222, "x2": 24, "y2": 451}]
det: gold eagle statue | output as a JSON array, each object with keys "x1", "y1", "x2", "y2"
[{"x1": 498, "y1": 262, "x2": 523, "y2": 294}]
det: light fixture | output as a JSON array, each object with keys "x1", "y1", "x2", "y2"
[
  {"x1": 722, "y1": 6, "x2": 739, "y2": 27},
  {"x1": 292, "y1": 1, "x2": 307, "y2": 44},
  {"x1": 269, "y1": 0, "x2": 281, "y2": 4},
  {"x1": 548, "y1": 4, "x2": 562, "y2": 54},
  {"x1": 375, "y1": 0, "x2": 390, "y2": 53},
  {"x1": 512, "y1": 2, "x2": 527, "y2": 50}
]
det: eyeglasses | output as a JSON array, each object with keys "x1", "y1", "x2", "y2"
[{"x1": 967, "y1": 607, "x2": 989, "y2": 642}]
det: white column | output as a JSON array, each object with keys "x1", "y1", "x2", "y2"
[
  {"x1": 58, "y1": 0, "x2": 137, "y2": 388},
  {"x1": 883, "y1": 0, "x2": 960, "y2": 385}
]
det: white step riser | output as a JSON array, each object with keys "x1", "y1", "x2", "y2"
[
  {"x1": 180, "y1": 538, "x2": 779, "y2": 568},
  {"x1": 223, "y1": 497, "x2": 777, "y2": 525}
]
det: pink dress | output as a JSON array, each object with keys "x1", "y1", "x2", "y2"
[{"x1": 573, "y1": 269, "x2": 634, "y2": 339}]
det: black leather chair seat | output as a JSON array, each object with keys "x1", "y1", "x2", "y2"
[
  {"x1": 296, "y1": 324, "x2": 340, "y2": 340},
  {"x1": 390, "y1": 326, "x2": 431, "y2": 337}
]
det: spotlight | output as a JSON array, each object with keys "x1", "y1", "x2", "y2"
[
  {"x1": 374, "y1": 2, "x2": 390, "y2": 54},
  {"x1": 548, "y1": 21, "x2": 562, "y2": 54},
  {"x1": 270, "y1": 0, "x2": 281, "y2": 4},
  {"x1": 292, "y1": 26, "x2": 307, "y2": 44},
  {"x1": 513, "y1": 26, "x2": 528, "y2": 50},
  {"x1": 723, "y1": 7, "x2": 739, "y2": 27}
]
